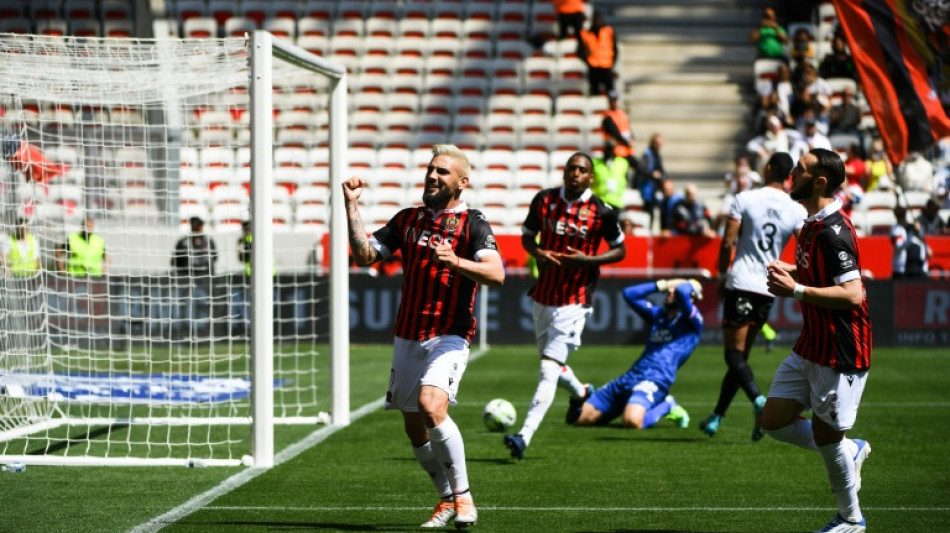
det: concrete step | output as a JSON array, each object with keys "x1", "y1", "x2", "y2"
[
  {"x1": 633, "y1": 139, "x2": 745, "y2": 160},
  {"x1": 621, "y1": 61, "x2": 753, "y2": 80},
  {"x1": 616, "y1": 26, "x2": 755, "y2": 45},
  {"x1": 612, "y1": 5, "x2": 762, "y2": 25},
  {"x1": 634, "y1": 120, "x2": 749, "y2": 141},
  {"x1": 627, "y1": 82, "x2": 753, "y2": 102},
  {"x1": 620, "y1": 42, "x2": 756, "y2": 63},
  {"x1": 628, "y1": 104, "x2": 751, "y2": 121}
]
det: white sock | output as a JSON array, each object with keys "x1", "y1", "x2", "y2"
[
  {"x1": 818, "y1": 440, "x2": 862, "y2": 523},
  {"x1": 413, "y1": 441, "x2": 452, "y2": 499},
  {"x1": 428, "y1": 417, "x2": 470, "y2": 496},
  {"x1": 764, "y1": 417, "x2": 819, "y2": 451},
  {"x1": 558, "y1": 364, "x2": 586, "y2": 398},
  {"x1": 519, "y1": 359, "x2": 561, "y2": 446}
]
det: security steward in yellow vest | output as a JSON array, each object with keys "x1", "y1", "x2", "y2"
[
  {"x1": 579, "y1": 10, "x2": 617, "y2": 96},
  {"x1": 591, "y1": 145, "x2": 630, "y2": 210},
  {"x1": 4, "y1": 219, "x2": 40, "y2": 277},
  {"x1": 56, "y1": 217, "x2": 107, "y2": 277}
]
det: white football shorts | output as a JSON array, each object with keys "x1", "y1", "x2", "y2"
[
  {"x1": 768, "y1": 352, "x2": 868, "y2": 431},
  {"x1": 532, "y1": 301, "x2": 592, "y2": 364},
  {"x1": 384, "y1": 335, "x2": 470, "y2": 412}
]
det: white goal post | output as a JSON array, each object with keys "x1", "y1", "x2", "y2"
[{"x1": 0, "y1": 31, "x2": 348, "y2": 468}]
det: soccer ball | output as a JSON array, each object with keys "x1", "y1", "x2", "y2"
[{"x1": 482, "y1": 398, "x2": 517, "y2": 432}]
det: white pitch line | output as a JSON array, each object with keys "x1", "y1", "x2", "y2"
[
  {"x1": 204, "y1": 505, "x2": 950, "y2": 513},
  {"x1": 128, "y1": 348, "x2": 488, "y2": 533}
]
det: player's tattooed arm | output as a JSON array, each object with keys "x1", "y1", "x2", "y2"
[{"x1": 342, "y1": 177, "x2": 381, "y2": 266}]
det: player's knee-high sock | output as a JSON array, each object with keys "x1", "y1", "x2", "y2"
[
  {"x1": 413, "y1": 441, "x2": 452, "y2": 500},
  {"x1": 818, "y1": 440, "x2": 863, "y2": 523},
  {"x1": 519, "y1": 359, "x2": 560, "y2": 445},
  {"x1": 428, "y1": 417, "x2": 470, "y2": 496},
  {"x1": 642, "y1": 397, "x2": 674, "y2": 429},
  {"x1": 557, "y1": 364, "x2": 586, "y2": 398},
  {"x1": 764, "y1": 417, "x2": 819, "y2": 451},
  {"x1": 724, "y1": 348, "x2": 761, "y2": 401},
  {"x1": 713, "y1": 371, "x2": 741, "y2": 417}
]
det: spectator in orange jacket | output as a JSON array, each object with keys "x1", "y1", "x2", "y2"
[
  {"x1": 579, "y1": 11, "x2": 617, "y2": 96},
  {"x1": 552, "y1": 0, "x2": 585, "y2": 41}
]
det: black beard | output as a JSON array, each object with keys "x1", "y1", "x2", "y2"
[
  {"x1": 422, "y1": 188, "x2": 454, "y2": 209},
  {"x1": 789, "y1": 180, "x2": 813, "y2": 201}
]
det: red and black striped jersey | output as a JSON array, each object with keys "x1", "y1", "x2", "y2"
[
  {"x1": 371, "y1": 203, "x2": 499, "y2": 342},
  {"x1": 793, "y1": 201, "x2": 872, "y2": 373},
  {"x1": 523, "y1": 187, "x2": 624, "y2": 306}
]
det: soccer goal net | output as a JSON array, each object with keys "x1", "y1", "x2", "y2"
[{"x1": 0, "y1": 32, "x2": 348, "y2": 467}]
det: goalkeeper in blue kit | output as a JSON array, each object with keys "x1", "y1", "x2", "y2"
[{"x1": 567, "y1": 279, "x2": 703, "y2": 429}]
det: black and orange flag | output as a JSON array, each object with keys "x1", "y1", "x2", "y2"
[{"x1": 832, "y1": 0, "x2": 950, "y2": 164}]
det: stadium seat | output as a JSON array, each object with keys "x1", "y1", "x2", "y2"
[
  {"x1": 262, "y1": 17, "x2": 295, "y2": 39},
  {"x1": 860, "y1": 190, "x2": 897, "y2": 211},
  {"x1": 297, "y1": 16, "x2": 330, "y2": 37},
  {"x1": 462, "y1": 18, "x2": 492, "y2": 41},
  {"x1": 293, "y1": 185, "x2": 329, "y2": 207},
  {"x1": 294, "y1": 203, "x2": 328, "y2": 231},
  {"x1": 862, "y1": 209, "x2": 896, "y2": 235},
  {"x1": 480, "y1": 150, "x2": 516, "y2": 173},
  {"x1": 397, "y1": 17, "x2": 430, "y2": 39},
  {"x1": 329, "y1": 36, "x2": 363, "y2": 57},
  {"x1": 463, "y1": 0, "x2": 495, "y2": 20},
  {"x1": 515, "y1": 149, "x2": 550, "y2": 173},
  {"x1": 512, "y1": 170, "x2": 550, "y2": 191},
  {"x1": 429, "y1": 38, "x2": 460, "y2": 59},
  {"x1": 494, "y1": 20, "x2": 527, "y2": 41},
  {"x1": 332, "y1": 18, "x2": 364, "y2": 38},
  {"x1": 0, "y1": 17, "x2": 30, "y2": 33},
  {"x1": 365, "y1": 16, "x2": 396, "y2": 38},
  {"x1": 274, "y1": 146, "x2": 309, "y2": 169},
  {"x1": 28, "y1": 0, "x2": 61, "y2": 20},
  {"x1": 0, "y1": 0, "x2": 24, "y2": 19},
  {"x1": 69, "y1": 19, "x2": 101, "y2": 36},
  {"x1": 37, "y1": 18, "x2": 67, "y2": 36},
  {"x1": 366, "y1": 0, "x2": 399, "y2": 19},
  {"x1": 496, "y1": 41, "x2": 532, "y2": 61},
  {"x1": 402, "y1": 0, "x2": 433, "y2": 19},
  {"x1": 394, "y1": 38, "x2": 428, "y2": 58},
  {"x1": 903, "y1": 191, "x2": 931, "y2": 211},
  {"x1": 103, "y1": 19, "x2": 133, "y2": 37},
  {"x1": 383, "y1": 93, "x2": 420, "y2": 115},
  {"x1": 431, "y1": 18, "x2": 462, "y2": 39},
  {"x1": 461, "y1": 40, "x2": 493, "y2": 60},
  {"x1": 518, "y1": 95, "x2": 553, "y2": 116},
  {"x1": 509, "y1": 188, "x2": 539, "y2": 210},
  {"x1": 183, "y1": 17, "x2": 217, "y2": 38},
  {"x1": 223, "y1": 17, "x2": 258, "y2": 37}
]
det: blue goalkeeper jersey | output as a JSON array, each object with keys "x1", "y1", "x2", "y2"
[{"x1": 621, "y1": 281, "x2": 703, "y2": 390}]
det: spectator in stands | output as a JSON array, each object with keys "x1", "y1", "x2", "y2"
[
  {"x1": 916, "y1": 199, "x2": 949, "y2": 236},
  {"x1": 591, "y1": 143, "x2": 630, "y2": 210},
  {"x1": 819, "y1": 35, "x2": 857, "y2": 80},
  {"x1": 829, "y1": 87, "x2": 862, "y2": 141},
  {"x1": 579, "y1": 10, "x2": 617, "y2": 96},
  {"x1": 552, "y1": 0, "x2": 586, "y2": 41},
  {"x1": 637, "y1": 133, "x2": 666, "y2": 230},
  {"x1": 801, "y1": 63, "x2": 833, "y2": 102},
  {"x1": 171, "y1": 216, "x2": 217, "y2": 340},
  {"x1": 57, "y1": 217, "x2": 107, "y2": 276},
  {"x1": 602, "y1": 90, "x2": 635, "y2": 169},
  {"x1": 754, "y1": 91, "x2": 791, "y2": 135},
  {"x1": 669, "y1": 183, "x2": 717, "y2": 238},
  {"x1": 751, "y1": 7, "x2": 788, "y2": 60},
  {"x1": 865, "y1": 140, "x2": 895, "y2": 192},
  {"x1": 773, "y1": 63, "x2": 795, "y2": 120},
  {"x1": 843, "y1": 143, "x2": 869, "y2": 192},
  {"x1": 723, "y1": 155, "x2": 763, "y2": 194},
  {"x1": 789, "y1": 27, "x2": 816, "y2": 73},
  {"x1": 747, "y1": 115, "x2": 800, "y2": 175},
  {"x1": 892, "y1": 206, "x2": 932, "y2": 278},
  {"x1": 1, "y1": 218, "x2": 40, "y2": 277},
  {"x1": 897, "y1": 151, "x2": 934, "y2": 193},
  {"x1": 791, "y1": 116, "x2": 832, "y2": 162}
]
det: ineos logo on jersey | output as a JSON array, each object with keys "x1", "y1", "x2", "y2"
[
  {"x1": 405, "y1": 227, "x2": 455, "y2": 249},
  {"x1": 546, "y1": 218, "x2": 589, "y2": 238},
  {"x1": 648, "y1": 328, "x2": 673, "y2": 343}
]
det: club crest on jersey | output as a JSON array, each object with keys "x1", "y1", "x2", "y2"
[
  {"x1": 444, "y1": 216, "x2": 459, "y2": 230},
  {"x1": 838, "y1": 251, "x2": 848, "y2": 261},
  {"x1": 578, "y1": 207, "x2": 590, "y2": 220}
]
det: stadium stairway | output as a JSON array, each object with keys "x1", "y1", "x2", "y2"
[{"x1": 601, "y1": 0, "x2": 772, "y2": 202}]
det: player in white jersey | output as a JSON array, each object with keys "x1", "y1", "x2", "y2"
[{"x1": 699, "y1": 152, "x2": 808, "y2": 440}]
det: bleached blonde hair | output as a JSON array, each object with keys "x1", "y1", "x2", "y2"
[{"x1": 431, "y1": 144, "x2": 471, "y2": 178}]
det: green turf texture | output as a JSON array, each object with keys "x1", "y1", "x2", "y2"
[{"x1": 3, "y1": 344, "x2": 948, "y2": 532}]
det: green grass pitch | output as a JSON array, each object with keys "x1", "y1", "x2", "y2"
[{"x1": 2, "y1": 344, "x2": 948, "y2": 532}]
